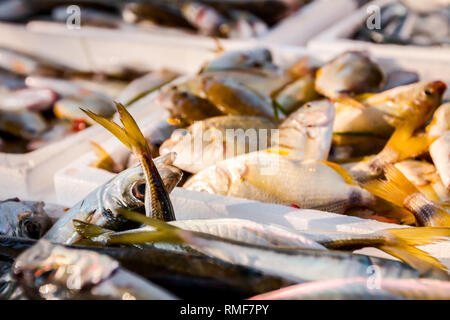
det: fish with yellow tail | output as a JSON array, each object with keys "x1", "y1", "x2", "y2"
[
  {"x1": 343, "y1": 81, "x2": 447, "y2": 182},
  {"x1": 333, "y1": 81, "x2": 446, "y2": 139},
  {"x1": 363, "y1": 164, "x2": 450, "y2": 227},
  {"x1": 82, "y1": 102, "x2": 176, "y2": 221}
]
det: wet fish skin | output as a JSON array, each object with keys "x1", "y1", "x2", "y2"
[
  {"x1": 157, "y1": 86, "x2": 223, "y2": 126},
  {"x1": 315, "y1": 51, "x2": 385, "y2": 99},
  {"x1": 202, "y1": 76, "x2": 275, "y2": 119},
  {"x1": 427, "y1": 102, "x2": 450, "y2": 139},
  {"x1": 430, "y1": 131, "x2": 450, "y2": 189},
  {"x1": 250, "y1": 278, "x2": 450, "y2": 300},
  {"x1": 160, "y1": 115, "x2": 276, "y2": 173},
  {"x1": 274, "y1": 99, "x2": 335, "y2": 161},
  {"x1": 184, "y1": 152, "x2": 376, "y2": 213},
  {"x1": 95, "y1": 214, "x2": 450, "y2": 284},
  {"x1": 0, "y1": 88, "x2": 57, "y2": 112},
  {"x1": 0, "y1": 236, "x2": 293, "y2": 300},
  {"x1": 0, "y1": 109, "x2": 47, "y2": 140},
  {"x1": 274, "y1": 73, "x2": 320, "y2": 114},
  {"x1": 12, "y1": 240, "x2": 177, "y2": 300},
  {"x1": 0, "y1": 199, "x2": 52, "y2": 239},
  {"x1": 200, "y1": 48, "x2": 275, "y2": 73},
  {"x1": 43, "y1": 155, "x2": 182, "y2": 245}
]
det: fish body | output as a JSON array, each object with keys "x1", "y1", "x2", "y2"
[
  {"x1": 274, "y1": 73, "x2": 320, "y2": 114},
  {"x1": 0, "y1": 88, "x2": 57, "y2": 112},
  {"x1": 250, "y1": 278, "x2": 450, "y2": 300},
  {"x1": 0, "y1": 199, "x2": 52, "y2": 239},
  {"x1": 160, "y1": 115, "x2": 276, "y2": 173},
  {"x1": 430, "y1": 131, "x2": 450, "y2": 189},
  {"x1": 157, "y1": 86, "x2": 223, "y2": 126},
  {"x1": 97, "y1": 214, "x2": 449, "y2": 284},
  {"x1": 13, "y1": 240, "x2": 177, "y2": 300},
  {"x1": 334, "y1": 81, "x2": 446, "y2": 137},
  {"x1": 202, "y1": 76, "x2": 275, "y2": 119},
  {"x1": 274, "y1": 99, "x2": 335, "y2": 160},
  {"x1": 315, "y1": 51, "x2": 384, "y2": 99},
  {"x1": 181, "y1": 2, "x2": 226, "y2": 36},
  {"x1": 427, "y1": 102, "x2": 450, "y2": 138},
  {"x1": 0, "y1": 109, "x2": 47, "y2": 139},
  {"x1": 53, "y1": 96, "x2": 115, "y2": 125},
  {"x1": 201, "y1": 48, "x2": 275, "y2": 72},
  {"x1": 184, "y1": 152, "x2": 375, "y2": 213},
  {"x1": 1, "y1": 236, "x2": 292, "y2": 300}
]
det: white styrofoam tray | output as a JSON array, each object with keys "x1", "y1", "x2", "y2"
[
  {"x1": 0, "y1": 23, "x2": 201, "y2": 202},
  {"x1": 308, "y1": 0, "x2": 450, "y2": 64},
  {"x1": 24, "y1": 0, "x2": 360, "y2": 46}
]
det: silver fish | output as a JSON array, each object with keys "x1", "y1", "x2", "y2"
[
  {"x1": 0, "y1": 88, "x2": 58, "y2": 112},
  {"x1": 250, "y1": 278, "x2": 450, "y2": 300},
  {"x1": 13, "y1": 240, "x2": 177, "y2": 300},
  {"x1": 43, "y1": 153, "x2": 182, "y2": 245}
]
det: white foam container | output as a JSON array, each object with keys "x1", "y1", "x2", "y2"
[
  {"x1": 24, "y1": 0, "x2": 359, "y2": 46},
  {"x1": 308, "y1": 0, "x2": 450, "y2": 64}
]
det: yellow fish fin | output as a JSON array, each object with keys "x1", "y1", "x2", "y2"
[
  {"x1": 363, "y1": 164, "x2": 419, "y2": 208},
  {"x1": 320, "y1": 160, "x2": 356, "y2": 186},
  {"x1": 81, "y1": 108, "x2": 131, "y2": 149},
  {"x1": 369, "y1": 227, "x2": 450, "y2": 272},
  {"x1": 380, "y1": 245, "x2": 448, "y2": 275}
]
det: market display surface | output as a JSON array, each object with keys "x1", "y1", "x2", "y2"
[{"x1": 1, "y1": 0, "x2": 450, "y2": 301}]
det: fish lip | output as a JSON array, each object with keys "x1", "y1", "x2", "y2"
[{"x1": 433, "y1": 81, "x2": 447, "y2": 95}]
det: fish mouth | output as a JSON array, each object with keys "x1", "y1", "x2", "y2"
[{"x1": 432, "y1": 81, "x2": 447, "y2": 95}]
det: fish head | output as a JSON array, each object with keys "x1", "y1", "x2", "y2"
[
  {"x1": 17, "y1": 210, "x2": 52, "y2": 240},
  {"x1": 12, "y1": 240, "x2": 118, "y2": 299},
  {"x1": 93, "y1": 156, "x2": 182, "y2": 230},
  {"x1": 281, "y1": 99, "x2": 335, "y2": 130},
  {"x1": 418, "y1": 81, "x2": 447, "y2": 112}
]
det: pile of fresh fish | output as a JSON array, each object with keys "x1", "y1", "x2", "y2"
[
  {"x1": 0, "y1": 0, "x2": 313, "y2": 39},
  {"x1": 354, "y1": 1, "x2": 450, "y2": 46},
  {"x1": 1, "y1": 51, "x2": 450, "y2": 299},
  {"x1": 0, "y1": 47, "x2": 178, "y2": 153}
]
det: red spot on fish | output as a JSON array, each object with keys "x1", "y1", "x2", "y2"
[
  {"x1": 72, "y1": 119, "x2": 87, "y2": 132},
  {"x1": 289, "y1": 204, "x2": 300, "y2": 209}
]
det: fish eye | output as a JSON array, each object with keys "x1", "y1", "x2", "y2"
[
  {"x1": 424, "y1": 89, "x2": 433, "y2": 96},
  {"x1": 23, "y1": 220, "x2": 41, "y2": 239},
  {"x1": 132, "y1": 181, "x2": 146, "y2": 201}
]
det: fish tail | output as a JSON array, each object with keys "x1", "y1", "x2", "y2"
[
  {"x1": 363, "y1": 164, "x2": 419, "y2": 208},
  {"x1": 380, "y1": 244, "x2": 448, "y2": 276},
  {"x1": 83, "y1": 103, "x2": 176, "y2": 221},
  {"x1": 363, "y1": 165, "x2": 450, "y2": 226},
  {"x1": 113, "y1": 209, "x2": 185, "y2": 245}
]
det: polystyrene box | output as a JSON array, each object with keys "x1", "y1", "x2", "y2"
[
  {"x1": 308, "y1": 0, "x2": 450, "y2": 65},
  {"x1": 25, "y1": 0, "x2": 360, "y2": 46}
]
